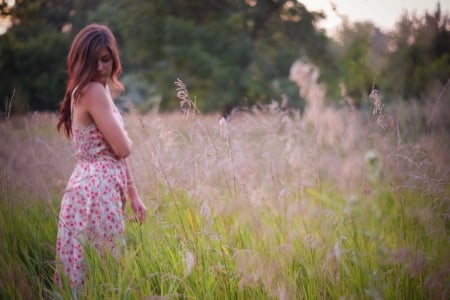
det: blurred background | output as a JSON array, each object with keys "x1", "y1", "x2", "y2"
[
  {"x1": 1, "y1": 3, "x2": 449, "y2": 298},
  {"x1": 0, "y1": 0, "x2": 449, "y2": 115}
]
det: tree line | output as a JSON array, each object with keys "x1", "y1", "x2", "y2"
[{"x1": 0, "y1": 0, "x2": 448, "y2": 114}]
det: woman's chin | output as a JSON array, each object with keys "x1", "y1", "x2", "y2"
[{"x1": 92, "y1": 78, "x2": 107, "y2": 85}]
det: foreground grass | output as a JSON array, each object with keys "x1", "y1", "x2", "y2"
[
  {"x1": 1, "y1": 182, "x2": 448, "y2": 299},
  {"x1": 1, "y1": 89, "x2": 449, "y2": 299}
]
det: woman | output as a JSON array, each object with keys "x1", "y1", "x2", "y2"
[{"x1": 56, "y1": 23, "x2": 147, "y2": 289}]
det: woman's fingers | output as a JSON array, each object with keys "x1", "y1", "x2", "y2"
[{"x1": 136, "y1": 203, "x2": 147, "y2": 224}]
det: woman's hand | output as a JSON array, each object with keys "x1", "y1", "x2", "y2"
[
  {"x1": 124, "y1": 159, "x2": 147, "y2": 224},
  {"x1": 130, "y1": 195, "x2": 148, "y2": 224}
]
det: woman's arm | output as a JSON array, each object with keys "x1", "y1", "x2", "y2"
[
  {"x1": 84, "y1": 82, "x2": 132, "y2": 158},
  {"x1": 125, "y1": 159, "x2": 148, "y2": 224},
  {"x1": 83, "y1": 82, "x2": 147, "y2": 221}
]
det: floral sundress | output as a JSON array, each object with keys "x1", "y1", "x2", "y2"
[{"x1": 55, "y1": 103, "x2": 128, "y2": 289}]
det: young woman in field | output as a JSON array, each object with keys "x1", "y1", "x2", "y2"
[{"x1": 56, "y1": 23, "x2": 147, "y2": 290}]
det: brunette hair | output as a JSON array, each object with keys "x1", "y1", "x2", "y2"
[{"x1": 57, "y1": 23, "x2": 124, "y2": 137}]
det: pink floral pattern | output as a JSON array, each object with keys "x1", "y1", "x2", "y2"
[{"x1": 55, "y1": 115, "x2": 127, "y2": 289}]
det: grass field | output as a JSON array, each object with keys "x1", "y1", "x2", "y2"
[{"x1": 1, "y1": 81, "x2": 449, "y2": 299}]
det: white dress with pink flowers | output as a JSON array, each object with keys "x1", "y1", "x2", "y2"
[{"x1": 55, "y1": 106, "x2": 127, "y2": 288}]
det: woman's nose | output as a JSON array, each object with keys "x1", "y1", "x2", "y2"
[{"x1": 97, "y1": 61, "x2": 103, "y2": 71}]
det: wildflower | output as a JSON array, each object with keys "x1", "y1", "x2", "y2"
[
  {"x1": 234, "y1": 249, "x2": 263, "y2": 288},
  {"x1": 369, "y1": 87, "x2": 388, "y2": 130},
  {"x1": 369, "y1": 88, "x2": 383, "y2": 116},
  {"x1": 278, "y1": 187, "x2": 290, "y2": 199},
  {"x1": 304, "y1": 234, "x2": 321, "y2": 249},
  {"x1": 200, "y1": 201, "x2": 211, "y2": 223},
  {"x1": 364, "y1": 150, "x2": 382, "y2": 183},
  {"x1": 185, "y1": 250, "x2": 195, "y2": 276},
  {"x1": 218, "y1": 117, "x2": 229, "y2": 139},
  {"x1": 325, "y1": 240, "x2": 343, "y2": 280}
]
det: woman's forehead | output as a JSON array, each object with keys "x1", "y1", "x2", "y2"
[{"x1": 97, "y1": 46, "x2": 111, "y2": 57}]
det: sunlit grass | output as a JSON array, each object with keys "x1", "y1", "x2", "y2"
[
  {"x1": 1, "y1": 85, "x2": 449, "y2": 299},
  {"x1": 1, "y1": 181, "x2": 447, "y2": 299}
]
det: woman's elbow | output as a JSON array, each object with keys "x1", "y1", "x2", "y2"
[{"x1": 115, "y1": 140, "x2": 133, "y2": 158}]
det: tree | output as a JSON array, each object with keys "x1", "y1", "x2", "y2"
[
  {"x1": 381, "y1": 3, "x2": 450, "y2": 101},
  {"x1": 0, "y1": 0, "x2": 332, "y2": 113},
  {"x1": 115, "y1": 0, "x2": 330, "y2": 112},
  {"x1": 0, "y1": 0, "x2": 75, "y2": 112},
  {"x1": 333, "y1": 20, "x2": 389, "y2": 107}
]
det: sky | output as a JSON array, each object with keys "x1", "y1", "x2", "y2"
[{"x1": 301, "y1": 0, "x2": 449, "y2": 35}]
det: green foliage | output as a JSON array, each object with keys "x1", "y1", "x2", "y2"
[
  {"x1": 0, "y1": 0, "x2": 72, "y2": 112},
  {"x1": 116, "y1": 0, "x2": 320, "y2": 111},
  {"x1": 330, "y1": 3, "x2": 450, "y2": 107},
  {"x1": 0, "y1": 29, "x2": 69, "y2": 112},
  {"x1": 0, "y1": 0, "x2": 329, "y2": 113},
  {"x1": 380, "y1": 4, "x2": 450, "y2": 101},
  {"x1": 1, "y1": 184, "x2": 447, "y2": 299},
  {"x1": 0, "y1": 199, "x2": 58, "y2": 299},
  {"x1": 334, "y1": 21, "x2": 383, "y2": 107}
]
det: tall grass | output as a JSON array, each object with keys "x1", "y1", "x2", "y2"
[{"x1": 0, "y1": 76, "x2": 449, "y2": 299}]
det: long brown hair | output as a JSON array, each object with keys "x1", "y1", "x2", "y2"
[{"x1": 57, "y1": 23, "x2": 124, "y2": 137}]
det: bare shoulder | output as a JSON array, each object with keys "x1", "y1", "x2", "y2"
[
  {"x1": 81, "y1": 82, "x2": 110, "y2": 109},
  {"x1": 82, "y1": 81, "x2": 107, "y2": 98}
]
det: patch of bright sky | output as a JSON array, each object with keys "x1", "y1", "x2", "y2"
[
  {"x1": 0, "y1": 0, "x2": 16, "y2": 34},
  {"x1": 301, "y1": 0, "x2": 449, "y2": 36}
]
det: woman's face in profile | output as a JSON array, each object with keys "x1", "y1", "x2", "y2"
[{"x1": 92, "y1": 46, "x2": 113, "y2": 85}]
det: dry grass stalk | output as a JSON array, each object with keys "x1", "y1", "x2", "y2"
[{"x1": 174, "y1": 78, "x2": 201, "y2": 117}]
